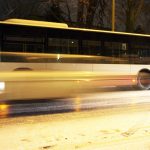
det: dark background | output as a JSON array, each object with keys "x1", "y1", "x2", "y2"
[{"x1": 0, "y1": 0, "x2": 150, "y2": 33}]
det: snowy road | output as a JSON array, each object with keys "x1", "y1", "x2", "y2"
[
  {"x1": 0, "y1": 90, "x2": 150, "y2": 150},
  {"x1": 0, "y1": 90, "x2": 150, "y2": 117}
]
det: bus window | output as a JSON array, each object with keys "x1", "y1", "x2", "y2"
[
  {"x1": 82, "y1": 40, "x2": 101, "y2": 56},
  {"x1": 131, "y1": 40, "x2": 150, "y2": 64},
  {"x1": 2, "y1": 35, "x2": 44, "y2": 53},
  {"x1": 3, "y1": 42, "x2": 23, "y2": 52},
  {"x1": 0, "y1": 30, "x2": 2, "y2": 51},
  {"x1": 104, "y1": 41, "x2": 129, "y2": 64},
  {"x1": 48, "y1": 38, "x2": 78, "y2": 54},
  {"x1": 26, "y1": 44, "x2": 44, "y2": 53}
]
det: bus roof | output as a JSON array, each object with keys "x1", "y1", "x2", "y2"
[
  {"x1": 0, "y1": 18, "x2": 68, "y2": 28},
  {"x1": 0, "y1": 18, "x2": 150, "y2": 38}
]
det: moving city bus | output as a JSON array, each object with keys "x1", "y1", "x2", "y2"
[{"x1": 0, "y1": 19, "x2": 150, "y2": 100}]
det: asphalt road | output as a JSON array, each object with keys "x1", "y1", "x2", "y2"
[{"x1": 0, "y1": 88, "x2": 150, "y2": 118}]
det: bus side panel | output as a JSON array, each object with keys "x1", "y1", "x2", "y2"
[
  {"x1": 46, "y1": 63, "x2": 92, "y2": 71},
  {"x1": 0, "y1": 62, "x2": 47, "y2": 71},
  {"x1": 93, "y1": 64, "x2": 134, "y2": 87}
]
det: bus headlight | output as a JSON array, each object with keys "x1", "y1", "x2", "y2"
[{"x1": 0, "y1": 82, "x2": 5, "y2": 91}]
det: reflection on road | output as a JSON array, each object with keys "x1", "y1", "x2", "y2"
[
  {"x1": 0, "y1": 99, "x2": 150, "y2": 150},
  {"x1": 0, "y1": 104, "x2": 9, "y2": 118},
  {"x1": 0, "y1": 89, "x2": 150, "y2": 118}
]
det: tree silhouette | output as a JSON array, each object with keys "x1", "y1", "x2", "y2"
[
  {"x1": 117, "y1": 0, "x2": 144, "y2": 32},
  {"x1": 0, "y1": 0, "x2": 149, "y2": 33},
  {"x1": 77, "y1": 0, "x2": 107, "y2": 28},
  {"x1": 0, "y1": 0, "x2": 48, "y2": 20},
  {"x1": 44, "y1": 1, "x2": 65, "y2": 22}
]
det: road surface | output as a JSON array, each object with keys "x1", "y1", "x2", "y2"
[{"x1": 0, "y1": 90, "x2": 150, "y2": 150}]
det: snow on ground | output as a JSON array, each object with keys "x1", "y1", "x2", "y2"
[{"x1": 0, "y1": 103, "x2": 150, "y2": 150}]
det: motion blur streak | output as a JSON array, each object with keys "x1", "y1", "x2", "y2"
[
  {"x1": 0, "y1": 71, "x2": 136, "y2": 101},
  {"x1": 132, "y1": 79, "x2": 136, "y2": 83},
  {"x1": 74, "y1": 97, "x2": 82, "y2": 112},
  {"x1": 0, "y1": 82, "x2": 5, "y2": 91},
  {"x1": 0, "y1": 104, "x2": 9, "y2": 118}
]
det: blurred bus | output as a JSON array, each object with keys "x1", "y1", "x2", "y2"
[{"x1": 0, "y1": 19, "x2": 150, "y2": 92}]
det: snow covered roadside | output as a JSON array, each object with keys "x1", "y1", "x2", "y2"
[{"x1": 0, "y1": 104, "x2": 150, "y2": 150}]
